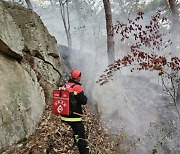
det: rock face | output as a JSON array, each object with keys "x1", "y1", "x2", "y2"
[
  {"x1": 0, "y1": 2, "x2": 24, "y2": 59},
  {"x1": 0, "y1": 1, "x2": 62, "y2": 152}
]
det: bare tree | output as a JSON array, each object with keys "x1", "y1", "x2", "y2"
[
  {"x1": 25, "y1": 0, "x2": 33, "y2": 9},
  {"x1": 59, "y1": 0, "x2": 72, "y2": 51},
  {"x1": 167, "y1": 0, "x2": 179, "y2": 23},
  {"x1": 166, "y1": 0, "x2": 179, "y2": 53},
  {"x1": 166, "y1": 0, "x2": 180, "y2": 105},
  {"x1": 103, "y1": 0, "x2": 115, "y2": 65},
  {"x1": 73, "y1": 0, "x2": 85, "y2": 51},
  {"x1": 10, "y1": 0, "x2": 33, "y2": 8},
  {"x1": 135, "y1": 0, "x2": 139, "y2": 13}
]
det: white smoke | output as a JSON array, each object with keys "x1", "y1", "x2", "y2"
[{"x1": 92, "y1": 69, "x2": 180, "y2": 153}]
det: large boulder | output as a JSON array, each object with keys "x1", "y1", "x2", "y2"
[
  {"x1": 3, "y1": 1, "x2": 61, "y2": 67},
  {"x1": 2, "y1": 1, "x2": 62, "y2": 91},
  {"x1": 0, "y1": 1, "x2": 62, "y2": 151},
  {"x1": 0, "y1": 53, "x2": 45, "y2": 151},
  {"x1": 0, "y1": 2, "x2": 24, "y2": 59}
]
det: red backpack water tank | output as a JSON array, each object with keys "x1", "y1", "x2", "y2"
[
  {"x1": 52, "y1": 89, "x2": 71, "y2": 116},
  {"x1": 52, "y1": 83, "x2": 76, "y2": 116}
]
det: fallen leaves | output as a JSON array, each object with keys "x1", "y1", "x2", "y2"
[{"x1": 3, "y1": 103, "x2": 124, "y2": 154}]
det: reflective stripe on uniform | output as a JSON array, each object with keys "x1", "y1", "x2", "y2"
[
  {"x1": 75, "y1": 135, "x2": 79, "y2": 142},
  {"x1": 61, "y1": 116, "x2": 82, "y2": 122}
]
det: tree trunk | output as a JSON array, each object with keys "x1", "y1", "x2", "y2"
[
  {"x1": 74, "y1": 0, "x2": 85, "y2": 51},
  {"x1": 135, "y1": 0, "x2": 139, "y2": 13},
  {"x1": 166, "y1": 0, "x2": 180, "y2": 116},
  {"x1": 25, "y1": 0, "x2": 33, "y2": 9},
  {"x1": 103, "y1": 0, "x2": 115, "y2": 65},
  {"x1": 59, "y1": 0, "x2": 72, "y2": 51},
  {"x1": 166, "y1": 0, "x2": 179, "y2": 53}
]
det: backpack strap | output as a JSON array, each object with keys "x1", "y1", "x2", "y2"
[
  {"x1": 64, "y1": 82, "x2": 76, "y2": 88},
  {"x1": 70, "y1": 83, "x2": 76, "y2": 88},
  {"x1": 59, "y1": 89, "x2": 62, "y2": 97}
]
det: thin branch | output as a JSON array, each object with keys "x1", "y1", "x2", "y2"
[
  {"x1": 161, "y1": 75, "x2": 174, "y2": 101},
  {"x1": 161, "y1": 75, "x2": 180, "y2": 119}
]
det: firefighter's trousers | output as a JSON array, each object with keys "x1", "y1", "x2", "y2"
[{"x1": 63, "y1": 121, "x2": 89, "y2": 154}]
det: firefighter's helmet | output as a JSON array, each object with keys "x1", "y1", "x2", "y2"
[{"x1": 71, "y1": 70, "x2": 81, "y2": 80}]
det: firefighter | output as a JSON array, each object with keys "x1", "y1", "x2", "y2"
[{"x1": 61, "y1": 69, "x2": 89, "y2": 154}]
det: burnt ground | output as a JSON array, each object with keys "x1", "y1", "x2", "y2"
[{"x1": 3, "y1": 103, "x2": 125, "y2": 154}]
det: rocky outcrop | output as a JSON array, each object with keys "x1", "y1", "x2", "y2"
[
  {"x1": 0, "y1": 1, "x2": 62, "y2": 152},
  {"x1": 0, "y1": 2, "x2": 24, "y2": 59}
]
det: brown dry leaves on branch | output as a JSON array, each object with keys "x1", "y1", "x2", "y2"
[
  {"x1": 3, "y1": 103, "x2": 123, "y2": 154},
  {"x1": 97, "y1": 11, "x2": 180, "y2": 85}
]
